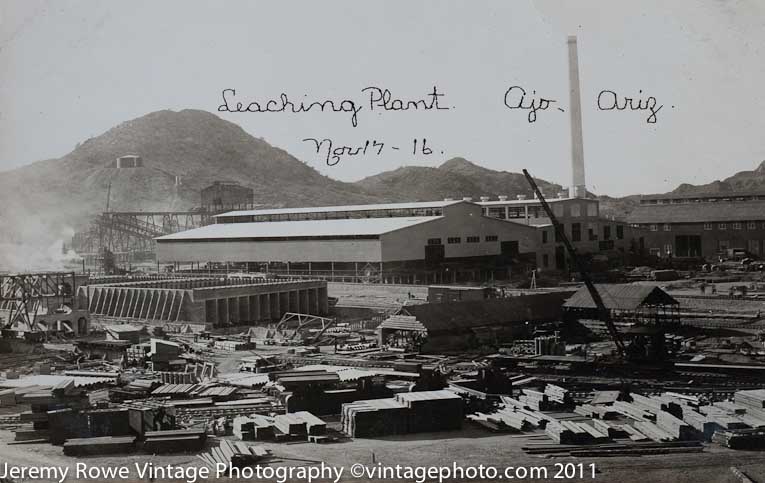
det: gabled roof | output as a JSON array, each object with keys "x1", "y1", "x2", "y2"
[
  {"x1": 626, "y1": 202, "x2": 765, "y2": 224},
  {"x1": 563, "y1": 284, "x2": 679, "y2": 311},
  {"x1": 156, "y1": 216, "x2": 439, "y2": 241}
]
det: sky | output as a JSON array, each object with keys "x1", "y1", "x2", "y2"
[{"x1": 1, "y1": 0, "x2": 764, "y2": 196}]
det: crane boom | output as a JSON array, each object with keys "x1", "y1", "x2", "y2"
[{"x1": 522, "y1": 169, "x2": 627, "y2": 357}]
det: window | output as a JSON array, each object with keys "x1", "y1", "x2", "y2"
[
  {"x1": 650, "y1": 224, "x2": 658, "y2": 232},
  {"x1": 733, "y1": 222, "x2": 742, "y2": 230},
  {"x1": 466, "y1": 236, "x2": 480, "y2": 243},
  {"x1": 649, "y1": 248, "x2": 661, "y2": 256},
  {"x1": 570, "y1": 204, "x2": 581, "y2": 217},
  {"x1": 427, "y1": 238, "x2": 442, "y2": 245},
  {"x1": 542, "y1": 254, "x2": 549, "y2": 268},
  {"x1": 719, "y1": 223, "x2": 727, "y2": 230},
  {"x1": 485, "y1": 235, "x2": 498, "y2": 242},
  {"x1": 587, "y1": 203, "x2": 598, "y2": 217},
  {"x1": 542, "y1": 231, "x2": 548, "y2": 244},
  {"x1": 555, "y1": 226, "x2": 564, "y2": 243},
  {"x1": 588, "y1": 223, "x2": 597, "y2": 241},
  {"x1": 616, "y1": 225, "x2": 624, "y2": 240},
  {"x1": 603, "y1": 225, "x2": 612, "y2": 241},
  {"x1": 447, "y1": 237, "x2": 461, "y2": 244},
  {"x1": 748, "y1": 222, "x2": 757, "y2": 230},
  {"x1": 663, "y1": 224, "x2": 671, "y2": 232},
  {"x1": 571, "y1": 223, "x2": 582, "y2": 242},
  {"x1": 553, "y1": 204, "x2": 564, "y2": 218},
  {"x1": 704, "y1": 223, "x2": 712, "y2": 231}
]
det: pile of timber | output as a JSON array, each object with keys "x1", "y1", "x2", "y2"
[
  {"x1": 734, "y1": 390, "x2": 765, "y2": 412},
  {"x1": 142, "y1": 428, "x2": 207, "y2": 453},
  {"x1": 273, "y1": 413, "x2": 307, "y2": 437},
  {"x1": 341, "y1": 390, "x2": 462, "y2": 438},
  {"x1": 612, "y1": 401, "x2": 656, "y2": 422},
  {"x1": 292, "y1": 411, "x2": 327, "y2": 437},
  {"x1": 630, "y1": 393, "x2": 684, "y2": 419},
  {"x1": 545, "y1": 385, "x2": 573, "y2": 406},
  {"x1": 574, "y1": 404, "x2": 618, "y2": 420},
  {"x1": 712, "y1": 428, "x2": 765, "y2": 449},
  {"x1": 63, "y1": 436, "x2": 136, "y2": 456},
  {"x1": 544, "y1": 420, "x2": 607, "y2": 445},
  {"x1": 590, "y1": 419, "x2": 630, "y2": 439},
  {"x1": 233, "y1": 415, "x2": 275, "y2": 441},
  {"x1": 198, "y1": 439, "x2": 270, "y2": 469},
  {"x1": 14, "y1": 379, "x2": 90, "y2": 443}
]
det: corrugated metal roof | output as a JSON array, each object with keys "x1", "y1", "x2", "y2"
[
  {"x1": 563, "y1": 284, "x2": 679, "y2": 311},
  {"x1": 215, "y1": 200, "x2": 461, "y2": 218},
  {"x1": 626, "y1": 201, "x2": 765, "y2": 224},
  {"x1": 157, "y1": 217, "x2": 439, "y2": 241}
]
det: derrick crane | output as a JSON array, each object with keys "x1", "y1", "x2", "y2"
[{"x1": 522, "y1": 169, "x2": 626, "y2": 357}]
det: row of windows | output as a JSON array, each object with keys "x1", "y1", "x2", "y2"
[
  {"x1": 432, "y1": 235, "x2": 499, "y2": 245},
  {"x1": 483, "y1": 203, "x2": 599, "y2": 220},
  {"x1": 650, "y1": 222, "x2": 765, "y2": 231},
  {"x1": 542, "y1": 224, "x2": 624, "y2": 243}
]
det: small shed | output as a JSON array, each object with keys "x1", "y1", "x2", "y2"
[{"x1": 563, "y1": 284, "x2": 680, "y2": 324}]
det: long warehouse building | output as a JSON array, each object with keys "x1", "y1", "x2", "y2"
[{"x1": 156, "y1": 201, "x2": 543, "y2": 283}]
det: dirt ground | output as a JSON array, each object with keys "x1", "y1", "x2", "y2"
[{"x1": 1, "y1": 426, "x2": 764, "y2": 483}]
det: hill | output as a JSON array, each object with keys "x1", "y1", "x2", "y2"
[
  {"x1": 0, "y1": 109, "x2": 383, "y2": 226},
  {"x1": 354, "y1": 157, "x2": 564, "y2": 202},
  {"x1": 669, "y1": 160, "x2": 765, "y2": 195}
]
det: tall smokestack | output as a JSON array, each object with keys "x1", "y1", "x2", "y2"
[{"x1": 567, "y1": 35, "x2": 586, "y2": 199}]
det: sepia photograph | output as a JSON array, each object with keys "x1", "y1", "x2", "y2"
[{"x1": 1, "y1": 1, "x2": 764, "y2": 482}]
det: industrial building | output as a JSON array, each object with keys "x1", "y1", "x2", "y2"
[
  {"x1": 476, "y1": 195, "x2": 645, "y2": 270},
  {"x1": 627, "y1": 191, "x2": 765, "y2": 259},
  {"x1": 156, "y1": 201, "x2": 542, "y2": 283},
  {"x1": 79, "y1": 277, "x2": 328, "y2": 327}
]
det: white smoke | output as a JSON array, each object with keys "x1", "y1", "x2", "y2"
[{"x1": 0, "y1": 223, "x2": 83, "y2": 273}]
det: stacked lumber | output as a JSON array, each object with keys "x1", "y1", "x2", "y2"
[
  {"x1": 232, "y1": 415, "x2": 274, "y2": 441},
  {"x1": 619, "y1": 424, "x2": 650, "y2": 442},
  {"x1": 518, "y1": 390, "x2": 550, "y2": 411},
  {"x1": 397, "y1": 390, "x2": 463, "y2": 433},
  {"x1": 13, "y1": 380, "x2": 89, "y2": 442},
  {"x1": 544, "y1": 421, "x2": 590, "y2": 444},
  {"x1": 273, "y1": 414, "x2": 307, "y2": 436},
  {"x1": 734, "y1": 390, "x2": 765, "y2": 411},
  {"x1": 574, "y1": 404, "x2": 618, "y2": 420},
  {"x1": 612, "y1": 401, "x2": 656, "y2": 422},
  {"x1": 197, "y1": 439, "x2": 270, "y2": 469},
  {"x1": 712, "y1": 428, "x2": 765, "y2": 449},
  {"x1": 591, "y1": 419, "x2": 629, "y2": 439},
  {"x1": 63, "y1": 436, "x2": 136, "y2": 456},
  {"x1": 341, "y1": 398, "x2": 409, "y2": 438},
  {"x1": 544, "y1": 385, "x2": 573, "y2": 407},
  {"x1": 142, "y1": 428, "x2": 206, "y2": 453},
  {"x1": 633, "y1": 421, "x2": 676, "y2": 442},
  {"x1": 631, "y1": 394, "x2": 683, "y2": 419},
  {"x1": 292, "y1": 411, "x2": 327, "y2": 436},
  {"x1": 655, "y1": 410, "x2": 697, "y2": 440}
]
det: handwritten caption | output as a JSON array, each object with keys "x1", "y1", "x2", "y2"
[{"x1": 217, "y1": 85, "x2": 670, "y2": 166}]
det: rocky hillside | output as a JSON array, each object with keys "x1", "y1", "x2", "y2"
[
  {"x1": 670, "y1": 160, "x2": 765, "y2": 195},
  {"x1": 0, "y1": 109, "x2": 382, "y2": 229},
  {"x1": 355, "y1": 157, "x2": 564, "y2": 202}
]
